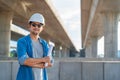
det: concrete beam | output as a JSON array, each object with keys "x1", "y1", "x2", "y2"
[
  {"x1": 83, "y1": 0, "x2": 99, "y2": 48},
  {"x1": 11, "y1": 24, "x2": 29, "y2": 36}
]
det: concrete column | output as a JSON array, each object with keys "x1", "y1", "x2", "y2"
[
  {"x1": 64, "y1": 48, "x2": 70, "y2": 57},
  {"x1": 91, "y1": 37, "x2": 98, "y2": 57},
  {"x1": 65, "y1": 48, "x2": 70, "y2": 57},
  {"x1": 85, "y1": 44, "x2": 92, "y2": 58},
  {"x1": 61, "y1": 48, "x2": 64, "y2": 57},
  {"x1": 59, "y1": 50, "x2": 62, "y2": 58},
  {"x1": 0, "y1": 12, "x2": 13, "y2": 57},
  {"x1": 54, "y1": 46, "x2": 59, "y2": 57},
  {"x1": 103, "y1": 12, "x2": 119, "y2": 58},
  {"x1": 59, "y1": 46, "x2": 62, "y2": 58},
  {"x1": 61, "y1": 47, "x2": 69, "y2": 57},
  {"x1": 67, "y1": 48, "x2": 70, "y2": 57},
  {"x1": 61, "y1": 47, "x2": 65, "y2": 57},
  {"x1": 54, "y1": 44, "x2": 62, "y2": 58}
]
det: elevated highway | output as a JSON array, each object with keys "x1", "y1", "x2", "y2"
[
  {"x1": 81, "y1": 0, "x2": 120, "y2": 58},
  {"x1": 0, "y1": 0, "x2": 76, "y2": 57}
]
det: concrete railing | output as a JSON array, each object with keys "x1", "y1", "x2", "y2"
[{"x1": 0, "y1": 58, "x2": 120, "y2": 80}]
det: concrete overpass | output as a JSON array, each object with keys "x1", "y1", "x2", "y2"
[
  {"x1": 81, "y1": 0, "x2": 120, "y2": 58},
  {"x1": 0, "y1": 0, "x2": 76, "y2": 57}
]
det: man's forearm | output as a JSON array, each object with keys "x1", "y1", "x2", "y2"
[
  {"x1": 31, "y1": 63, "x2": 45, "y2": 68},
  {"x1": 23, "y1": 57, "x2": 50, "y2": 67}
]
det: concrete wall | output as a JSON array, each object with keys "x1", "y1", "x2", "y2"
[{"x1": 0, "y1": 58, "x2": 120, "y2": 80}]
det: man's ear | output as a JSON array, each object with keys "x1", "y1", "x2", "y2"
[{"x1": 27, "y1": 24, "x2": 31, "y2": 31}]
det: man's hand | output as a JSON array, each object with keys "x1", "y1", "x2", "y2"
[
  {"x1": 42, "y1": 56, "x2": 50, "y2": 63},
  {"x1": 34, "y1": 62, "x2": 45, "y2": 68}
]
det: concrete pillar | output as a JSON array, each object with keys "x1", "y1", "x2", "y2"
[
  {"x1": 61, "y1": 47, "x2": 69, "y2": 57},
  {"x1": 54, "y1": 46, "x2": 59, "y2": 57},
  {"x1": 54, "y1": 44, "x2": 62, "y2": 58},
  {"x1": 59, "y1": 46, "x2": 62, "y2": 58},
  {"x1": 66, "y1": 48, "x2": 70, "y2": 57},
  {"x1": 91, "y1": 37, "x2": 98, "y2": 57},
  {"x1": 61, "y1": 48, "x2": 64, "y2": 57},
  {"x1": 102, "y1": 12, "x2": 119, "y2": 58},
  {"x1": 85, "y1": 44, "x2": 92, "y2": 58},
  {"x1": 65, "y1": 48, "x2": 70, "y2": 57},
  {"x1": 0, "y1": 12, "x2": 13, "y2": 57},
  {"x1": 61, "y1": 47, "x2": 64, "y2": 57}
]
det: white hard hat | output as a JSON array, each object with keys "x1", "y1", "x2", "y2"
[{"x1": 28, "y1": 13, "x2": 45, "y2": 25}]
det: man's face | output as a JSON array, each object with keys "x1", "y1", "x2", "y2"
[{"x1": 29, "y1": 22, "x2": 44, "y2": 35}]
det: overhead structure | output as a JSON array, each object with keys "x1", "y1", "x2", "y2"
[
  {"x1": 81, "y1": 0, "x2": 120, "y2": 58},
  {"x1": 0, "y1": 0, "x2": 75, "y2": 57}
]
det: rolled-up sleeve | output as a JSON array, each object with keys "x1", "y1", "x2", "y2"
[{"x1": 17, "y1": 39, "x2": 28, "y2": 65}]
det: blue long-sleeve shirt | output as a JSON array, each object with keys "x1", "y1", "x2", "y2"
[{"x1": 16, "y1": 35, "x2": 49, "y2": 80}]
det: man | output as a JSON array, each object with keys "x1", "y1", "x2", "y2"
[{"x1": 16, "y1": 13, "x2": 53, "y2": 80}]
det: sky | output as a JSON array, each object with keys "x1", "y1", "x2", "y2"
[{"x1": 51, "y1": 0, "x2": 81, "y2": 51}]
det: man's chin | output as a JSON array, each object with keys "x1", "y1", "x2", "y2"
[{"x1": 32, "y1": 32, "x2": 39, "y2": 35}]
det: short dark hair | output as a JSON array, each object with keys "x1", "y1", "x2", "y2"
[
  {"x1": 29, "y1": 21, "x2": 44, "y2": 26},
  {"x1": 29, "y1": 21, "x2": 33, "y2": 24}
]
